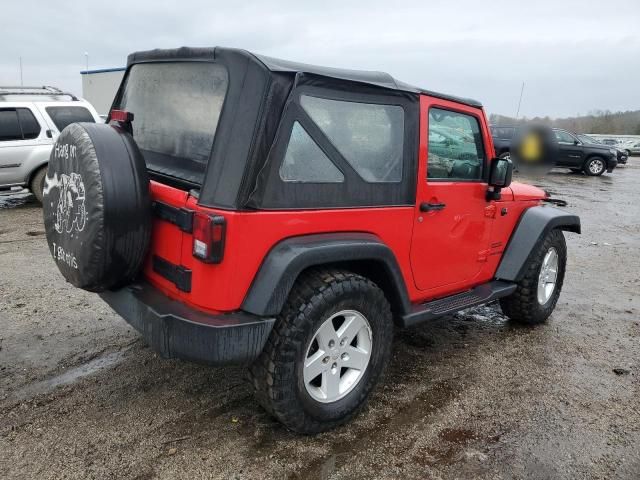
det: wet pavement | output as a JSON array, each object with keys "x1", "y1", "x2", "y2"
[{"x1": 1, "y1": 165, "x2": 639, "y2": 479}]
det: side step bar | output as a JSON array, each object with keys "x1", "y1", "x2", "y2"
[{"x1": 400, "y1": 280, "x2": 517, "y2": 328}]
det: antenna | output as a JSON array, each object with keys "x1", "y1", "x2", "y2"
[{"x1": 515, "y1": 81, "x2": 525, "y2": 120}]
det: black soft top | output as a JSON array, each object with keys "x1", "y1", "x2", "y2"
[
  {"x1": 127, "y1": 46, "x2": 482, "y2": 108},
  {"x1": 118, "y1": 47, "x2": 480, "y2": 209}
]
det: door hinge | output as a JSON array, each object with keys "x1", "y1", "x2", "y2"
[
  {"x1": 484, "y1": 204, "x2": 497, "y2": 218},
  {"x1": 152, "y1": 255, "x2": 192, "y2": 292},
  {"x1": 153, "y1": 201, "x2": 194, "y2": 233}
]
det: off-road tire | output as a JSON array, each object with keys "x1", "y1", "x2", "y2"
[
  {"x1": 500, "y1": 229, "x2": 567, "y2": 325},
  {"x1": 30, "y1": 166, "x2": 47, "y2": 204},
  {"x1": 583, "y1": 156, "x2": 606, "y2": 176},
  {"x1": 248, "y1": 269, "x2": 393, "y2": 434}
]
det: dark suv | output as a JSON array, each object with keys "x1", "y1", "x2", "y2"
[
  {"x1": 491, "y1": 125, "x2": 617, "y2": 175},
  {"x1": 553, "y1": 128, "x2": 618, "y2": 175},
  {"x1": 42, "y1": 47, "x2": 580, "y2": 433}
]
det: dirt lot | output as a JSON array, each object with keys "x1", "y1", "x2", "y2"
[{"x1": 1, "y1": 165, "x2": 639, "y2": 480}]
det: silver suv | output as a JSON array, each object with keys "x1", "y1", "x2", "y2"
[{"x1": 0, "y1": 86, "x2": 101, "y2": 203}]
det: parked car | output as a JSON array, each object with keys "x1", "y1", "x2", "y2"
[
  {"x1": 600, "y1": 138, "x2": 632, "y2": 157},
  {"x1": 492, "y1": 126, "x2": 617, "y2": 175},
  {"x1": 576, "y1": 134, "x2": 628, "y2": 165},
  {"x1": 490, "y1": 125, "x2": 516, "y2": 159},
  {"x1": 42, "y1": 47, "x2": 580, "y2": 433},
  {"x1": 628, "y1": 141, "x2": 640, "y2": 155},
  {"x1": 553, "y1": 129, "x2": 618, "y2": 175},
  {"x1": 0, "y1": 86, "x2": 101, "y2": 202}
]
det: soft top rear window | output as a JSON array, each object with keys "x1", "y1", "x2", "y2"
[{"x1": 118, "y1": 62, "x2": 228, "y2": 186}]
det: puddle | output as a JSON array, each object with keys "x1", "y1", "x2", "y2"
[{"x1": 8, "y1": 350, "x2": 128, "y2": 402}]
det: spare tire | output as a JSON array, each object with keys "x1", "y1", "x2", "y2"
[{"x1": 43, "y1": 122, "x2": 151, "y2": 292}]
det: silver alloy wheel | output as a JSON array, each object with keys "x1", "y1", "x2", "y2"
[
  {"x1": 589, "y1": 158, "x2": 604, "y2": 174},
  {"x1": 303, "y1": 309, "x2": 372, "y2": 403},
  {"x1": 537, "y1": 247, "x2": 559, "y2": 305}
]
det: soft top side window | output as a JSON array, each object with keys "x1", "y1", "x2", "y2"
[
  {"x1": 279, "y1": 121, "x2": 344, "y2": 183},
  {"x1": 249, "y1": 82, "x2": 418, "y2": 209},
  {"x1": 299, "y1": 95, "x2": 404, "y2": 183}
]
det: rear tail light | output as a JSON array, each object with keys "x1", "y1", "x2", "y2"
[{"x1": 192, "y1": 213, "x2": 226, "y2": 263}]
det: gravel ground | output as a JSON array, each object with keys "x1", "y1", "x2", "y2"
[{"x1": 1, "y1": 165, "x2": 639, "y2": 479}]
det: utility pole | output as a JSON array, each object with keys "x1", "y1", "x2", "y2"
[
  {"x1": 19, "y1": 57, "x2": 23, "y2": 86},
  {"x1": 515, "y1": 81, "x2": 525, "y2": 120}
]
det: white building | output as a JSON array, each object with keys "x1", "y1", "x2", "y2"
[{"x1": 80, "y1": 68, "x2": 125, "y2": 117}]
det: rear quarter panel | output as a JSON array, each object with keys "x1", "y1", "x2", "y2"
[{"x1": 176, "y1": 199, "x2": 417, "y2": 313}]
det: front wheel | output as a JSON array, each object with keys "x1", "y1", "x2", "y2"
[
  {"x1": 500, "y1": 229, "x2": 567, "y2": 325},
  {"x1": 584, "y1": 156, "x2": 606, "y2": 176},
  {"x1": 249, "y1": 269, "x2": 393, "y2": 434}
]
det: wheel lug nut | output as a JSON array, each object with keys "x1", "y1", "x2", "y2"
[
  {"x1": 328, "y1": 340, "x2": 335, "y2": 348},
  {"x1": 331, "y1": 362, "x2": 337, "y2": 370},
  {"x1": 322, "y1": 356, "x2": 330, "y2": 364},
  {"x1": 341, "y1": 352, "x2": 349, "y2": 361},
  {"x1": 340, "y1": 338, "x2": 347, "y2": 346}
]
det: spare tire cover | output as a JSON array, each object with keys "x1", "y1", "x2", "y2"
[{"x1": 43, "y1": 122, "x2": 151, "y2": 292}]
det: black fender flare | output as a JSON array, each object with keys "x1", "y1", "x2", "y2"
[
  {"x1": 495, "y1": 205, "x2": 580, "y2": 282},
  {"x1": 241, "y1": 232, "x2": 411, "y2": 317}
]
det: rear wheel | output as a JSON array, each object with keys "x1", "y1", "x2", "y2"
[
  {"x1": 249, "y1": 269, "x2": 393, "y2": 434},
  {"x1": 500, "y1": 229, "x2": 567, "y2": 325},
  {"x1": 583, "y1": 156, "x2": 606, "y2": 176},
  {"x1": 30, "y1": 166, "x2": 47, "y2": 204}
]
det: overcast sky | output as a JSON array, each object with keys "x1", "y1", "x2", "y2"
[{"x1": 2, "y1": 0, "x2": 639, "y2": 118}]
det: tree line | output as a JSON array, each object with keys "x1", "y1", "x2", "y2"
[{"x1": 489, "y1": 110, "x2": 640, "y2": 135}]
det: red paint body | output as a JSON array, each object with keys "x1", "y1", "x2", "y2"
[{"x1": 143, "y1": 94, "x2": 544, "y2": 314}]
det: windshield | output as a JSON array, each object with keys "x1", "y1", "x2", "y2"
[{"x1": 118, "y1": 62, "x2": 228, "y2": 186}]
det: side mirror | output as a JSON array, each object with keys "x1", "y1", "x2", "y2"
[{"x1": 487, "y1": 157, "x2": 513, "y2": 200}]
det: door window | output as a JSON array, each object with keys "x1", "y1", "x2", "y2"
[
  {"x1": 17, "y1": 109, "x2": 41, "y2": 139},
  {"x1": 554, "y1": 130, "x2": 576, "y2": 144},
  {"x1": 427, "y1": 108, "x2": 485, "y2": 180},
  {"x1": 0, "y1": 110, "x2": 22, "y2": 141}
]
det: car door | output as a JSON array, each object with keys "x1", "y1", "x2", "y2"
[
  {"x1": 554, "y1": 129, "x2": 583, "y2": 167},
  {"x1": 410, "y1": 96, "x2": 493, "y2": 294}
]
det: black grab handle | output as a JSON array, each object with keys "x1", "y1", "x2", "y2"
[{"x1": 420, "y1": 202, "x2": 446, "y2": 212}]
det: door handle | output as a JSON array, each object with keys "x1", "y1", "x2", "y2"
[{"x1": 420, "y1": 202, "x2": 446, "y2": 212}]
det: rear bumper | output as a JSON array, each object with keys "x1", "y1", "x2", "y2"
[{"x1": 99, "y1": 283, "x2": 275, "y2": 365}]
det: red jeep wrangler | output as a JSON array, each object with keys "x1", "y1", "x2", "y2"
[{"x1": 43, "y1": 47, "x2": 580, "y2": 434}]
